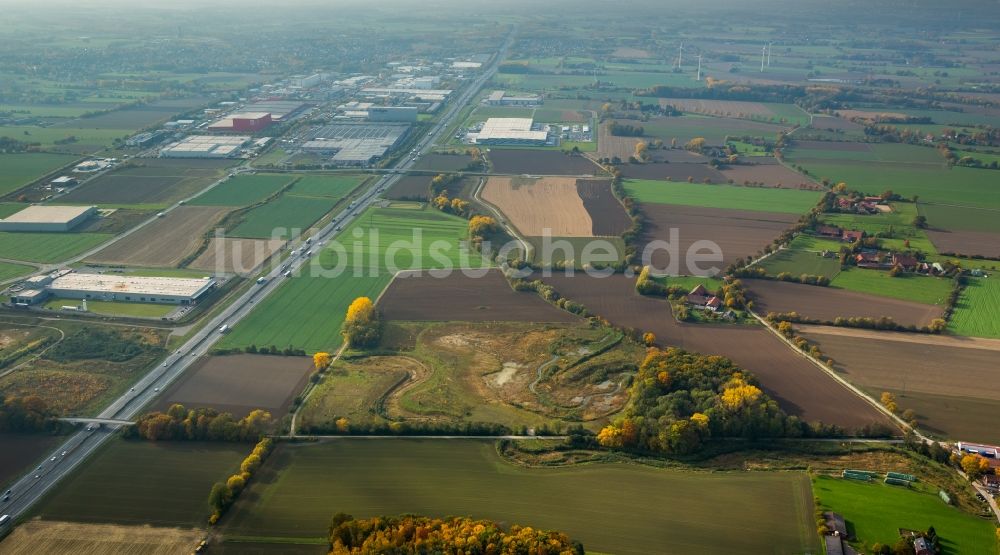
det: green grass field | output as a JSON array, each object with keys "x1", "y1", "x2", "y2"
[
  {"x1": 822, "y1": 203, "x2": 937, "y2": 254},
  {"x1": 221, "y1": 440, "x2": 819, "y2": 555},
  {"x1": 33, "y1": 439, "x2": 246, "y2": 527},
  {"x1": 217, "y1": 272, "x2": 392, "y2": 354},
  {"x1": 948, "y1": 277, "x2": 1000, "y2": 338},
  {"x1": 0, "y1": 261, "x2": 35, "y2": 281},
  {"x1": 318, "y1": 206, "x2": 488, "y2": 272},
  {"x1": 0, "y1": 153, "x2": 79, "y2": 196},
  {"x1": 624, "y1": 179, "x2": 823, "y2": 214},
  {"x1": 0, "y1": 232, "x2": 112, "y2": 263},
  {"x1": 812, "y1": 475, "x2": 997, "y2": 555},
  {"x1": 41, "y1": 297, "x2": 176, "y2": 318},
  {"x1": 230, "y1": 194, "x2": 337, "y2": 239},
  {"x1": 190, "y1": 174, "x2": 294, "y2": 207},
  {"x1": 757, "y1": 249, "x2": 842, "y2": 278},
  {"x1": 0, "y1": 126, "x2": 128, "y2": 149},
  {"x1": 790, "y1": 160, "x2": 1000, "y2": 209},
  {"x1": 288, "y1": 175, "x2": 365, "y2": 199},
  {"x1": 831, "y1": 267, "x2": 953, "y2": 305},
  {"x1": 918, "y1": 203, "x2": 1000, "y2": 233}
]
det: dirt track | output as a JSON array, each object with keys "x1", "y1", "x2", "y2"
[
  {"x1": 538, "y1": 272, "x2": 889, "y2": 429},
  {"x1": 379, "y1": 270, "x2": 580, "y2": 323},
  {"x1": 87, "y1": 206, "x2": 230, "y2": 267},
  {"x1": 746, "y1": 279, "x2": 944, "y2": 328}
]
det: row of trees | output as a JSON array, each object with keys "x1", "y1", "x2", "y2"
[
  {"x1": 328, "y1": 514, "x2": 583, "y2": 554},
  {"x1": 342, "y1": 296, "x2": 382, "y2": 348},
  {"x1": 208, "y1": 437, "x2": 273, "y2": 524},
  {"x1": 125, "y1": 404, "x2": 272, "y2": 442}
]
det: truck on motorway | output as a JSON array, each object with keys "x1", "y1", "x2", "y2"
[{"x1": 218, "y1": 324, "x2": 230, "y2": 334}]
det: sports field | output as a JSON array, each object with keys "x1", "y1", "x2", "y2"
[
  {"x1": 33, "y1": 439, "x2": 246, "y2": 527},
  {"x1": 948, "y1": 277, "x2": 1000, "y2": 338},
  {"x1": 217, "y1": 272, "x2": 392, "y2": 354},
  {"x1": 190, "y1": 174, "x2": 294, "y2": 207},
  {"x1": 830, "y1": 268, "x2": 952, "y2": 305},
  {"x1": 812, "y1": 475, "x2": 997, "y2": 554},
  {"x1": 0, "y1": 232, "x2": 111, "y2": 263},
  {"x1": 221, "y1": 440, "x2": 820, "y2": 555},
  {"x1": 624, "y1": 179, "x2": 822, "y2": 214},
  {"x1": 0, "y1": 153, "x2": 79, "y2": 196}
]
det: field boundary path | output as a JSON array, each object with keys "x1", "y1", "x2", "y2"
[{"x1": 0, "y1": 27, "x2": 517, "y2": 525}]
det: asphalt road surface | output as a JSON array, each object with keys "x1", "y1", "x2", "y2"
[{"x1": 0, "y1": 30, "x2": 513, "y2": 527}]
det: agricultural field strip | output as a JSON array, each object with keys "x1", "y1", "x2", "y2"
[{"x1": 794, "y1": 323, "x2": 1000, "y2": 352}]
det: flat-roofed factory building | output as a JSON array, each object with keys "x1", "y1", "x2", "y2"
[
  {"x1": 0, "y1": 205, "x2": 97, "y2": 232},
  {"x1": 471, "y1": 118, "x2": 550, "y2": 146},
  {"x1": 47, "y1": 272, "x2": 216, "y2": 304}
]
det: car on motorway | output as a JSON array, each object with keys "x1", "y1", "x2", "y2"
[
  {"x1": 154, "y1": 387, "x2": 160, "y2": 392},
  {"x1": 0, "y1": 514, "x2": 10, "y2": 526},
  {"x1": 50, "y1": 456, "x2": 56, "y2": 462},
  {"x1": 283, "y1": 270, "x2": 292, "y2": 277},
  {"x1": 61, "y1": 451, "x2": 67, "y2": 457}
]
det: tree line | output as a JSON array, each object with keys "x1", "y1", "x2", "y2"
[
  {"x1": 328, "y1": 514, "x2": 583, "y2": 554},
  {"x1": 125, "y1": 404, "x2": 272, "y2": 442},
  {"x1": 0, "y1": 394, "x2": 63, "y2": 433},
  {"x1": 208, "y1": 437, "x2": 273, "y2": 524}
]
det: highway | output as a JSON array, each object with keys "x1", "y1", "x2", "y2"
[{"x1": 0, "y1": 29, "x2": 513, "y2": 526}]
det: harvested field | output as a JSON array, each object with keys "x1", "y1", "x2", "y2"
[
  {"x1": 620, "y1": 162, "x2": 726, "y2": 182},
  {"x1": 87, "y1": 206, "x2": 230, "y2": 267},
  {"x1": 537, "y1": 273, "x2": 890, "y2": 429},
  {"x1": 412, "y1": 154, "x2": 475, "y2": 172},
  {"x1": 487, "y1": 150, "x2": 600, "y2": 175},
  {"x1": 482, "y1": 176, "x2": 593, "y2": 237},
  {"x1": 59, "y1": 159, "x2": 231, "y2": 205},
  {"x1": 790, "y1": 140, "x2": 873, "y2": 153},
  {"x1": 187, "y1": 238, "x2": 284, "y2": 275},
  {"x1": 0, "y1": 520, "x2": 205, "y2": 555},
  {"x1": 378, "y1": 269, "x2": 580, "y2": 323},
  {"x1": 720, "y1": 164, "x2": 819, "y2": 189},
  {"x1": 0, "y1": 434, "x2": 60, "y2": 491},
  {"x1": 576, "y1": 179, "x2": 631, "y2": 235},
  {"x1": 926, "y1": 229, "x2": 1000, "y2": 258},
  {"x1": 639, "y1": 204, "x2": 798, "y2": 272},
  {"x1": 809, "y1": 116, "x2": 863, "y2": 131},
  {"x1": 798, "y1": 326, "x2": 1000, "y2": 443},
  {"x1": 154, "y1": 354, "x2": 312, "y2": 418},
  {"x1": 385, "y1": 175, "x2": 431, "y2": 200},
  {"x1": 745, "y1": 279, "x2": 944, "y2": 328}
]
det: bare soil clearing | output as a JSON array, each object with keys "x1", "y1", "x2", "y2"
[
  {"x1": 720, "y1": 164, "x2": 819, "y2": 189},
  {"x1": 378, "y1": 269, "x2": 580, "y2": 323},
  {"x1": 576, "y1": 179, "x2": 632, "y2": 235},
  {"x1": 155, "y1": 354, "x2": 312, "y2": 418},
  {"x1": 188, "y1": 238, "x2": 284, "y2": 274},
  {"x1": 746, "y1": 279, "x2": 944, "y2": 328},
  {"x1": 620, "y1": 162, "x2": 726, "y2": 182},
  {"x1": 87, "y1": 206, "x2": 229, "y2": 267},
  {"x1": 639, "y1": 203, "x2": 798, "y2": 272},
  {"x1": 0, "y1": 520, "x2": 205, "y2": 555}
]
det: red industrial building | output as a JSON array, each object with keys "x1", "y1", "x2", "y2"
[{"x1": 208, "y1": 112, "x2": 272, "y2": 133}]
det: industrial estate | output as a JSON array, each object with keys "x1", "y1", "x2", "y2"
[{"x1": 1, "y1": 1, "x2": 999, "y2": 554}]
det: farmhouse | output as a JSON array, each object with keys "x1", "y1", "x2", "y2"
[
  {"x1": 472, "y1": 118, "x2": 549, "y2": 146},
  {"x1": 842, "y1": 230, "x2": 864, "y2": 242},
  {"x1": 855, "y1": 251, "x2": 883, "y2": 268},
  {"x1": 816, "y1": 225, "x2": 842, "y2": 238},
  {"x1": 0, "y1": 205, "x2": 97, "y2": 232},
  {"x1": 891, "y1": 253, "x2": 919, "y2": 271},
  {"x1": 686, "y1": 284, "x2": 723, "y2": 312}
]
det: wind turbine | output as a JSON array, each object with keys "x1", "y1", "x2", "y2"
[
  {"x1": 760, "y1": 45, "x2": 767, "y2": 72},
  {"x1": 696, "y1": 54, "x2": 703, "y2": 81},
  {"x1": 676, "y1": 42, "x2": 685, "y2": 69}
]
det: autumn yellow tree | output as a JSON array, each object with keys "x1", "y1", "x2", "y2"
[
  {"x1": 342, "y1": 297, "x2": 381, "y2": 348},
  {"x1": 880, "y1": 391, "x2": 898, "y2": 414},
  {"x1": 468, "y1": 215, "x2": 499, "y2": 240},
  {"x1": 633, "y1": 140, "x2": 648, "y2": 161},
  {"x1": 720, "y1": 376, "x2": 763, "y2": 411},
  {"x1": 642, "y1": 332, "x2": 656, "y2": 346},
  {"x1": 313, "y1": 351, "x2": 331, "y2": 370},
  {"x1": 335, "y1": 417, "x2": 350, "y2": 433},
  {"x1": 685, "y1": 137, "x2": 707, "y2": 153},
  {"x1": 961, "y1": 454, "x2": 990, "y2": 479}
]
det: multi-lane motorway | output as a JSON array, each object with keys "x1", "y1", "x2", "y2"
[{"x1": 0, "y1": 30, "x2": 513, "y2": 525}]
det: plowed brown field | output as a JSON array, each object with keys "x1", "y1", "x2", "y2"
[
  {"x1": 746, "y1": 279, "x2": 944, "y2": 327},
  {"x1": 482, "y1": 176, "x2": 593, "y2": 237},
  {"x1": 87, "y1": 206, "x2": 230, "y2": 267}
]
